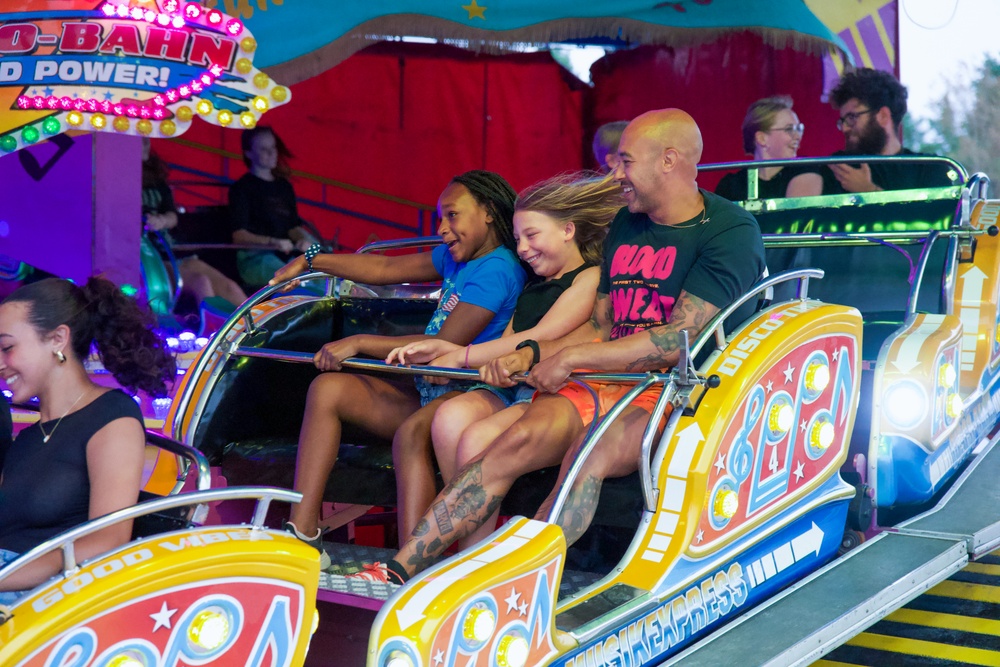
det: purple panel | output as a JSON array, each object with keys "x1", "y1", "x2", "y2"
[
  {"x1": 0, "y1": 134, "x2": 141, "y2": 287},
  {"x1": 0, "y1": 135, "x2": 94, "y2": 284},
  {"x1": 879, "y1": 0, "x2": 899, "y2": 73},
  {"x1": 857, "y1": 15, "x2": 892, "y2": 73}
]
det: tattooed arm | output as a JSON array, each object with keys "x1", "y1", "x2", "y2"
[{"x1": 527, "y1": 290, "x2": 719, "y2": 393}]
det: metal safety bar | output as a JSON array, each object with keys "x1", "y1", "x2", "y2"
[
  {"x1": 356, "y1": 235, "x2": 442, "y2": 254},
  {"x1": 229, "y1": 348, "x2": 650, "y2": 384},
  {"x1": 700, "y1": 154, "x2": 968, "y2": 186},
  {"x1": 690, "y1": 269, "x2": 824, "y2": 359},
  {"x1": 0, "y1": 487, "x2": 301, "y2": 583},
  {"x1": 762, "y1": 227, "x2": 994, "y2": 248},
  {"x1": 143, "y1": 429, "x2": 212, "y2": 495}
]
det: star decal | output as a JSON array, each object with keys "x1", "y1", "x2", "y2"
[
  {"x1": 793, "y1": 461, "x2": 805, "y2": 482},
  {"x1": 104, "y1": 91, "x2": 115, "y2": 101},
  {"x1": 695, "y1": 529, "x2": 704, "y2": 543},
  {"x1": 150, "y1": 601, "x2": 177, "y2": 632},
  {"x1": 504, "y1": 588, "x2": 521, "y2": 613},
  {"x1": 765, "y1": 380, "x2": 773, "y2": 393},
  {"x1": 462, "y1": 0, "x2": 487, "y2": 19},
  {"x1": 832, "y1": 349, "x2": 840, "y2": 362},
  {"x1": 783, "y1": 363, "x2": 795, "y2": 384},
  {"x1": 714, "y1": 453, "x2": 726, "y2": 473},
  {"x1": 800, "y1": 419, "x2": 808, "y2": 432},
  {"x1": 433, "y1": 649, "x2": 445, "y2": 665},
  {"x1": 518, "y1": 600, "x2": 528, "y2": 617},
  {"x1": 42, "y1": 86, "x2": 54, "y2": 96}
]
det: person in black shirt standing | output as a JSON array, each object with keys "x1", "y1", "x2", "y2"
[
  {"x1": 229, "y1": 127, "x2": 319, "y2": 288},
  {"x1": 788, "y1": 68, "x2": 957, "y2": 196}
]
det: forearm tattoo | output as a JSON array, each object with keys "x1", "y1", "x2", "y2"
[{"x1": 626, "y1": 293, "x2": 715, "y2": 372}]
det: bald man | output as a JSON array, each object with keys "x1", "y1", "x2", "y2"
[{"x1": 349, "y1": 110, "x2": 766, "y2": 586}]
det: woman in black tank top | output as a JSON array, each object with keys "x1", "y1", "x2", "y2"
[{"x1": 0, "y1": 277, "x2": 173, "y2": 600}]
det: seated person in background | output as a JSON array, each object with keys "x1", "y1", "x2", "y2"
[
  {"x1": 229, "y1": 126, "x2": 319, "y2": 288},
  {"x1": 716, "y1": 95, "x2": 808, "y2": 200},
  {"x1": 350, "y1": 109, "x2": 766, "y2": 585},
  {"x1": 270, "y1": 171, "x2": 526, "y2": 568},
  {"x1": 592, "y1": 121, "x2": 630, "y2": 174},
  {"x1": 142, "y1": 138, "x2": 247, "y2": 309},
  {"x1": 0, "y1": 277, "x2": 175, "y2": 602},
  {"x1": 788, "y1": 68, "x2": 956, "y2": 196}
]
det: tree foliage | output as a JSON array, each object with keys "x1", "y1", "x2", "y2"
[{"x1": 906, "y1": 56, "x2": 1000, "y2": 184}]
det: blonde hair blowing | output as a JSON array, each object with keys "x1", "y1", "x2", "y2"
[{"x1": 516, "y1": 172, "x2": 623, "y2": 267}]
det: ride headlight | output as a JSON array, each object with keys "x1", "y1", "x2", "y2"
[
  {"x1": 188, "y1": 609, "x2": 231, "y2": 651},
  {"x1": 804, "y1": 361, "x2": 830, "y2": 394},
  {"x1": 883, "y1": 380, "x2": 926, "y2": 430},
  {"x1": 713, "y1": 487, "x2": 739, "y2": 520},
  {"x1": 946, "y1": 393, "x2": 963, "y2": 419},
  {"x1": 767, "y1": 402, "x2": 794, "y2": 435},
  {"x1": 809, "y1": 419, "x2": 835, "y2": 451},
  {"x1": 384, "y1": 653, "x2": 416, "y2": 667},
  {"x1": 462, "y1": 605, "x2": 496, "y2": 645},
  {"x1": 496, "y1": 633, "x2": 530, "y2": 667},
  {"x1": 938, "y1": 363, "x2": 957, "y2": 388}
]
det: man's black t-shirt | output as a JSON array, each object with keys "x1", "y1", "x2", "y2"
[
  {"x1": 228, "y1": 173, "x2": 299, "y2": 239},
  {"x1": 598, "y1": 189, "x2": 767, "y2": 341},
  {"x1": 816, "y1": 148, "x2": 957, "y2": 195}
]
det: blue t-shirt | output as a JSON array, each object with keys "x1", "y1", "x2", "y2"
[
  {"x1": 426, "y1": 244, "x2": 525, "y2": 342},
  {"x1": 416, "y1": 244, "x2": 524, "y2": 405}
]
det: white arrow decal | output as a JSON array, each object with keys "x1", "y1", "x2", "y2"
[
  {"x1": 395, "y1": 521, "x2": 545, "y2": 630},
  {"x1": 668, "y1": 422, "x2": 705, "y2": 478},
  {"x1": 746, "y1": 522, "x2": 825, "y2": 588},
  {"x1": 959, "y1": 266, "x2": 988, "y2": 371},
  {"x1": 891, "y1": 316, "x2": 945, "y2": 373}
]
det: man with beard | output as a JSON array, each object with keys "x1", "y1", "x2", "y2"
[{"x1": 788, "y1": 68, "x2": 956, "y2": 196}]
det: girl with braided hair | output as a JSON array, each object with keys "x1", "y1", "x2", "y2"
[
  {"x1": 271, "y1": 171, "x2": 526, "y2": 566},
  {"x1": 0, "y1": 277, "x2": 175, "y2": 600}
]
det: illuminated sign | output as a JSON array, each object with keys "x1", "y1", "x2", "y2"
[{"x1": 0, "y1": 0, "x2": 290, "y2": 153}]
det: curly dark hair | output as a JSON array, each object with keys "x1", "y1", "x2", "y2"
[
  {"x1": 5, "y1": 277, "x2": 176, "y2": 397},
  {"x1": 449, "y1": 170, "x2": 518, "y2": 255},
  {"x1": 830, "y1": 68, "x2": 908, "y2": 128}
]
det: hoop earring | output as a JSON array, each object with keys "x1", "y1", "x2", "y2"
[{"x1": 54, "y1": 350, "x2": 66, "y2": 364}]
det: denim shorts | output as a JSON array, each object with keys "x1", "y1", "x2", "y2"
[
  {"x1": 0, "y1": 549, "x2": 27, "y2": 606},
  {"x1": 466, "y1": 383, "x2": 536, "y2": 408},
  {"x1": 415, "y1": 376, "x2": 477, "y2": 406}
]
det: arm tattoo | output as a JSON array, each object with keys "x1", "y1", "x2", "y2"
[{"x1": 626, "y1": 292, "x2": 716, "y2": 372}]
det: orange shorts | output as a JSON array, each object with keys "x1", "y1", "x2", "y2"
[{"x1": 555, "y1": 380, "x2": 666, "y2": 425}]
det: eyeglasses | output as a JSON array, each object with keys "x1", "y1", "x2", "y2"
[
  {"x1": 837, "y1": 108, "x2": 874, "y2": 131},
  {"x1": 769, "y1": 123, "x2": 805, "y2": 136}
]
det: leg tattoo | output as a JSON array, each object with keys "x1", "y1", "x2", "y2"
[
  {"x1": 558, "y1": 475, "x2": 603, "y2": 546},
  {"x1": 402, "y1": 461, "x2": 505, "y2": 574}
]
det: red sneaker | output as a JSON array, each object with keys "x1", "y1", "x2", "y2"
[{"x1": 347, "y1": 562, "x2": 406, "y2": 585}]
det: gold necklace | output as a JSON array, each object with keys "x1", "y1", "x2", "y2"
[
  {"x1": 38, "y1": 390, "x2": 88, "y2": 444},
  {"x1": 671, "y1": 208, "x2": 710, "y2": 229}
]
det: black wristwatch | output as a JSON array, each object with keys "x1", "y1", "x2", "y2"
[{"x1": 515, "y1": 339, "x2": 540, "y2": 369}]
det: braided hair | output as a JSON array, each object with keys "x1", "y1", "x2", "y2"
[
  {"x1": 5, "y1": 277, "x2": 176, "y2": 397},
  {"x1": 449, "y1": 170, "x2": 518, "y2": 254}
]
